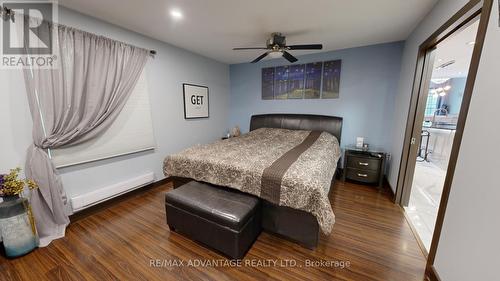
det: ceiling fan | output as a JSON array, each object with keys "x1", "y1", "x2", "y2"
[{"x1": 233, "y1": 32, "x2": 322, "y2": 63}]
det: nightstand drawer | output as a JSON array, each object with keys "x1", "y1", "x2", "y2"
[
  {"x1": 347, "y1": 156, "x2": 381, "y2": 171},
  {"x1": 345, "y1": 168, "x2": 379, "y2": 184}
]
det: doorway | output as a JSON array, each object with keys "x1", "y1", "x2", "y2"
[
  {"x1": 395, "y1": 1, "x2": 493, "y2": 271},
  {"x1": 403, "y1": 18, "x2": 480, "y2": 251}
]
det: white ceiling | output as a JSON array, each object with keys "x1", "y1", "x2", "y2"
[
  {"x1": 59, "y1": 0, "x2": 438, "y2": 64},
  {"x1": 432, "y1": 19, "x2": 480, "y2": 79}
]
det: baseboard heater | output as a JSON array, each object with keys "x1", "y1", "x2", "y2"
[{"x1": 71, "y1": 172, "x2": 155, "y2": 212}]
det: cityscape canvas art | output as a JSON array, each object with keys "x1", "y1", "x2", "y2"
[
  {"x1": 322, "y1": 60, "x2": 342, "y2": 99},
  {"x1": 261, "y1": 60, "x2": 341, "y2": 100},
  {"x1": 305, "y1": 62, "x2": 323, "y2": 99},
  {"x1": 273, "y1": 66, "x2": 289, "y2": 99},
  {"x1": 287, "y1": 64, "x2": 306, "y2": 99},
  {"x1": 261, "y1": 68, "x2": 275, "y2": 100}
]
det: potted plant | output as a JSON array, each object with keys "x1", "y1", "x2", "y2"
[{"x1": 0, "y1": 168, "x2": 39, "y2": 258}]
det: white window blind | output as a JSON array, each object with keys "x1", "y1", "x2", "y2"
[{"x1": 50, "y1": 70, "x2": 156, "y2": 168}]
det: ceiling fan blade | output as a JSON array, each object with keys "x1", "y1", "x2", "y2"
[
  {"x1": 251, "y1": 52, "x2": 269, "y2": 63},
  {"x1": 287, "y1": 44, "x2": 323, "y2": 50},
  {"x1": 233, "y1": 47, "x2": 269, "y2": 50},
  {"x1": 282, "y1": 51, "x2": 298, "y2": 63}
]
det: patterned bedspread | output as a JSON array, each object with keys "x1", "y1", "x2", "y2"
[{"x1": 163, "y1": 128, "x2": 341, "y2": 234}]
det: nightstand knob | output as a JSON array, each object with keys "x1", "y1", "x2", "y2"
[
  {"x1": 359, "y1": 162, "x2": 369, "y2": 166},
  {"x1": 357, "y1": 173, "x2": 368, "y2": 178}
]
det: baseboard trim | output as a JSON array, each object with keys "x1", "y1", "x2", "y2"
[
  {"x1": 402, "y1": 206, "x2": 429, "y2": 258},
  {"x1": 384, "y1": 176, "x2": 396, "y2": 202},
  {"x1": 426, "y1": 264, "x2": 441, "y2": 281},
  {"x1": 336, "y1": 168, "x2": 343, "y2": 180},
  {"x1": 69, "y1": 177, "x2": 172, "y2": 222}
]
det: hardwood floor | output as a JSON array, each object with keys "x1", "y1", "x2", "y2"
[{"x1": 0, "y1": 180, "x2": 427, "y2": 281}]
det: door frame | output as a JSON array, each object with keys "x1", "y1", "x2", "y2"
[
  {"x1": 393, "y1": 0, "x2": 493, "y2": 275},
  {"x1": 399, "y1": 47, "x2": 437, "y2": 206}
]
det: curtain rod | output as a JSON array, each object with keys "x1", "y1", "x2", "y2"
[{"x1": 1, "y1": 6, "x2": 157, "y2": 57}]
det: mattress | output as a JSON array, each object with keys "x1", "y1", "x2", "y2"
[{"x1": 163, "y1": 127, "x2": 341, "y2": 234}]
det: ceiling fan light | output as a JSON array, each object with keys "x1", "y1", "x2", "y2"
[
  {"x1": 268, "y1": 51, "x2": 283, "y2": 59},
  {"x1": 444, "y1": 85, "x2": 452, "y2": 91},
  {"x1": 439, "y1": 91, "x2": 446, "y2": 97}
]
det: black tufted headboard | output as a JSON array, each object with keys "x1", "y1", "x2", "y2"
[{"x1": 250, "y1": 114, "x2": 343, "y2": 144}]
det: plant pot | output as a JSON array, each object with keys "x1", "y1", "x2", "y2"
[{"x1": 0, "y1": 195, "x2": 39, "y2": 258}]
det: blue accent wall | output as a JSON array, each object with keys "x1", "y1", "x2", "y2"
[
  {"x1": 229, "y1": 42, "x2": 404, "y2": 157},
  {"x1": 443, "y1": 77, "x2": 467, "y2": 115}
]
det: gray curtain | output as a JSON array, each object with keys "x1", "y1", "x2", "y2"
[{"x1": 21, "y1": 17, "x2": 149, "y2": 246}]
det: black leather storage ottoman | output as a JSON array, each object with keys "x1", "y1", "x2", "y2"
[{"x1": 165, "y1": 181, "x2": 261, "y2": 259}]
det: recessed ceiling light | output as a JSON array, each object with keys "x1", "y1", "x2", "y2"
[
  {"x1": 170, "y1": 9, "x2": 183, "y2": 20},
  {"x1": 466, "y1": 41, "x2": 475, "y2": 45}
]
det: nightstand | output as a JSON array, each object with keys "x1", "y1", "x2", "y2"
[{"x1": 342, "y1": 145, "x2": 386, "y2": 188}]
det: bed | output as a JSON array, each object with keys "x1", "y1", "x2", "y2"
[{"x1": 164, "y1": 114, "x2": 343, "y2": 248}]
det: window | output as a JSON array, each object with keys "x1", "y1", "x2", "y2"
[
  {"x1": 424, "y1": 93, "x2": 439, "y2": 116},
  {"x1": 49, "y1": 70, "x2": 156, "y2": 168}
]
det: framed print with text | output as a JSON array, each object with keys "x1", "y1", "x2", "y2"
[{"x1": 183, "y1": 83, "x2": 209, "y2": 119}]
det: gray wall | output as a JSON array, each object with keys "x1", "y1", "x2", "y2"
[
  {"x1": 0, "y1": 7, "x2": 230, "y2": 201},
  {"x1": 229, "y1": 42, "x2": 404, "y2": 174},
  {"x1": 434, "y1": 1, "x2": 500, "y2": 280},
  {"x1": 389, "y1": 0, "x2": 500, "y2": 279}
]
